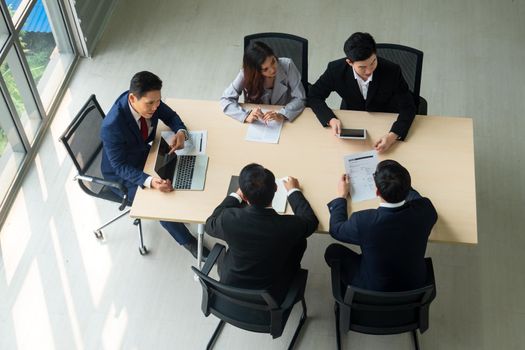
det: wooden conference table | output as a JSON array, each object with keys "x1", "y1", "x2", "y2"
[{"x1": 131, "y1": 99, "x2": 477, "y2": 261}]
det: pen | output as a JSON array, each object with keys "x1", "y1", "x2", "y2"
[{"x1": 199, "y1": 134, "x2": 203, "y2": 152}]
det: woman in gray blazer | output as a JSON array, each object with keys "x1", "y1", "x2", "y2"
[{"x1": 220, "y1": 41, "x2": 306, "y2": 123}]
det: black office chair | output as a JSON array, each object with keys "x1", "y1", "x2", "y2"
[
  {"x1": 376, "y1": 43, "x2": 427, "y2": 115},
  {"x1": 59, "y1": 94, "x2": 148, "y2": 255},
  {"x1": 244, "y1": 32, "x2": 309, "y2": 93},
  {"x1": 330, "y1": 258, "x2": 436, "y2": 350},
  {"x1": 192, "y1": 244, "x2": 308, "y2": 350}
]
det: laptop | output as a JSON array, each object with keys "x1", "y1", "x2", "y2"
[{"x1": 154, "y1": 137, "x2": 209, "y2": 190}]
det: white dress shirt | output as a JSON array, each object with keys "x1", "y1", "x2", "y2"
[{"x1": 352, "y1": 68, "x2": 373, "y2": 100}]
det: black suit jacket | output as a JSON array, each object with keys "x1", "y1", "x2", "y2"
[
  {"x1": 328, "y1": 189, "x2": 437, "y2": 291},
  {"x1": 309, "y1": 57, "x2": 416, "y2": 139},
  {"x1": 205, "y1": 191, "x2": 318, "y2": 298}
]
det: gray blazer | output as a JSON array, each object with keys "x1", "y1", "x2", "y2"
[{"x1": 220, "y1": 57, "x2": 306, "y2": 122}]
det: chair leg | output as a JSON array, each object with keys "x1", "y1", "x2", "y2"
[
  {"x1": 134, "y1": 218, "x2": 148, "y2": 255},
  {"x1": 335, "y1": 303, "x2": 342, "y2": 350},
  {"x1": 94, "y1": 209, "x2": 131, "y2": 238},
  {"x1": 412, "y1": 330, "x2": 420, "y2": 350},
  {"x1": 288, "y1": 298, "x2": 308, "y2": 350},
  {"x1": 207, "y1": 320, "x2": 225, "y2": 350}
]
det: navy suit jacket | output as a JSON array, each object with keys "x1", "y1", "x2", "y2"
[
  {"x1": 100, "y1": 91, "x2": 186, "y2": 196},
  {"x1": 328, "y1": 189, "x2": 437, "y2": 291},
  {"x1": 309, "y1": 57, "x2": 416, "y2": 139},
  {"x1": 205, "y1": 191, "x2": 318, "y2": 299}
]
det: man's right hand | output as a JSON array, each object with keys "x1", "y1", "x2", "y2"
[
  {"x1": 245, "y1": 107, "x2": 263, "y2": 123},
  {"x1": 151, "y1": 177, "x2": 173, "y2": 193},
  {"x1": 338, "y1": 174, "x2": 350, "y2": 199},
  {"x1": 329, "y1": 118, "x2": 341, "y2": 136}
]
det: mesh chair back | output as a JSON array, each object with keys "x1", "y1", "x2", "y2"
[
  {"x1": 60, "y1": 95, "x2": 106, "y2": 196},
  {"x1": 193, "y1": 268, "x2": 280, "y2": 333},
  {"x1": 376, "y1": 43, "x2": 423, "y2": 99},
  {"x1": 342, "y1": 258, "x2": 435, "y2": 335},
  {"x1": 244, "y1": 32, "x2": 308, "y2": 91}
]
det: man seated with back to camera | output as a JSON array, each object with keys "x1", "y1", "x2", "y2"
[
  {"x1": 308, "y1": 32, "x2": 416, "y2": 153},
  {"x1": 324, "y1": 160, "x2": 437, "y2": 292},
  {"x1": 100, "y1": 71, "x2": 209, "y2": 259},
  {"x1": 205, "y1": 163, "x2": 318, "y2": 302}
]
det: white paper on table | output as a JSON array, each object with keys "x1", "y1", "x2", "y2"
[
  {"x1": 343, "y1": 150, "x2": 378, "y2": 202},
  {"x1": 272, "y1": 178, "x2": 288, "y2": 213},
  {"x1": 161, "y1": 130, "x2": 207, "y2": 155},
  {"x1": 245, "y1": 119, "x2": 283, "y2": 144}
]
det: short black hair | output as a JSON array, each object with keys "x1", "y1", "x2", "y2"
[
  {"x1": 129, "y1": 71, "x2": 162, "y2": 99},
  {"x1": 373, "y1": 160, "x2": 411, "y2": 203},
  {"x1": 239, "y1": 163, "x2": 276, "y2": 208},
  {"x1": 343, "y1": 32, "x2": 376, "y2": 62}
]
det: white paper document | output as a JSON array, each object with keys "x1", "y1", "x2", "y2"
[
  {"x1": 272, "y1": 178, "x2": 288, "y2": 213},
  {"x1": 343, "y1": 150, "x2": 378, "y2": 202},
  {"x1": 245, "y1": 119, "x2": 283, "y2": 144},
  {"x1": 161, "y1": 130, "x2": 207, "y2": 155}
]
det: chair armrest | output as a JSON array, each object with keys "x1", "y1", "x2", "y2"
[
  {"x1": 330, "y1": 260, "x2": 344, "y2": 303},
  {"x1": 280, "y1": 269, "x2": 308, "y2": 310},
  {"x1": 75, "y1": 174, "x2": 128, "y2": 210},
  {"x1": 200, "y1": 243, "x2": 225, "y2": 276}
]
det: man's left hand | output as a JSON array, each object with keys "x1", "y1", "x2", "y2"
[
  {"x1": 169, "y1": 131, "x2": 186, "y2": 154},
  {"x1": 374, "y1": 132, "x2": 398, "y2": 153},
  {"x1": 262, "y1": 111, "x2": 285, "y2": 123}
]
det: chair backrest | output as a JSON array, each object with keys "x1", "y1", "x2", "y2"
[
  {"x1": 59, "y1": 94, "x2": 106, "y2": 196},
  {"x1": 191, "y1": 266, "x2": 288, "y2": 336},
  {"x1": 341, "y1": 258, "x2": 435, "y2": 335},
  {"x1": 244, "y1": 32, "x2": 309, "y2": 92},
  {"x1": 376, "y1": 43, "x2": 423, "y2": 100}
]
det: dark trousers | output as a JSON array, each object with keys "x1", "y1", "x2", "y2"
[{"x1": 324, "y1": 243, "x2": 361, "y2": 287}]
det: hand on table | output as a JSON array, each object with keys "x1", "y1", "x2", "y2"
[
  {"x1": 338, "y1": 174, "x2": 350, "y2": 199},
  {"x1": 262, "y1": 111, "x2": 285, "y2": 123},
  {"x1": 151, "y1": 177, "x2": 173, "y2": 193},
  {"x1": 329, "y1": 118, "x2": 341, "y2": 136},
  {"x1": 374, "y1": 132, "x2": 398, "y2": 153},
  {"x1": 245, "y1": 107, "x2": 263, "y2": 123},
  {"x1": 283, "y1": 176, "x2": 300, "y2": 191}
]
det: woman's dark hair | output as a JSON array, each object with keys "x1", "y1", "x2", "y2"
[
  {"x1": 242, "y1": 41, "x2": 276, "y2": 103},
  {"x1": 373, "y1": 160, "x2": 411, "y2": 203},
  {"x1": 129, "y1": 71, "x2": 162, "y2": 98},
  {"x1": 239, "y1": 163, "x2": 276, "y2": 208}
]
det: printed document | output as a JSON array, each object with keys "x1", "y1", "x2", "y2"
[
  {"x1": 343, "y1": 150, "x2": 378, "y2": 202},
  {"x1": 161, "y1": 130, "x2": 207, "y2": 155},
  {"x1": 245, "y1": 119, "x2": 283, "y2": 144}
]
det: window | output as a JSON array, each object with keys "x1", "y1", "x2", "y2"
[{"x1": 0, "y1": 0, "x2": 76, "y2": 214}]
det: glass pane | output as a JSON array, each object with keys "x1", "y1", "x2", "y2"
[
  {"x1": 5, "y1": 0, "x2": 29, "y2": 21},
  {"x1": 1, "y1": 48, "x2": 41, "y2": 143},
  {"x1": 0, "y1": 94, "x2": 26, "y2": 204},
  {"x1": 19, "y1": 0, "x2": 75, "y2": 110}
]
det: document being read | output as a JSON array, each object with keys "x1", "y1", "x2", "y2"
[
  {"x1": 161, "y1": 130, "x2": 207, "y2": 155},
  {"x1": 245, "y1": 119, "x2": 283, "y2": 144},
  {"x1": 344, "y1": 150, "x2": 378, "y2": 202}
]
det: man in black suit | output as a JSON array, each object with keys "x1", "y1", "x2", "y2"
[
  {"x1": 309, "y1": 32, "x2": 416, "y2": 153},
  {"x1": 205, "y1": 163, "x2": 318, "y2": 302},
  {"x1": 324, "y1": 160, "x2": 437, "y2": 291}
]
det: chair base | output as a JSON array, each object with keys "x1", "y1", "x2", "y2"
[
  {"x1": 206, "y1": 298, "x2": 307, "y2": 350},
  {"x1": 92, "y1": 208, "x2": 148, "y2": 256}
]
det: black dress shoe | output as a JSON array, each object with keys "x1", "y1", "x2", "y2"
[{"x1": 183, "y1": 236, "x2": 210, "y2": 261}]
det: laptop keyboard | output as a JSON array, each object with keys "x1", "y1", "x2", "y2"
[{"x1": 174, "y1": 156, "x2": 196, "y2": 189}]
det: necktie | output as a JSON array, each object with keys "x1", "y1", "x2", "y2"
[{"x1": 139, "y1": 117, "x2": 148, "y2": 141}]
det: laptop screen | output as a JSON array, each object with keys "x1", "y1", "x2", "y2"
[{"x1": 154, "y1": 138, "x2": 177, "y2": 180}]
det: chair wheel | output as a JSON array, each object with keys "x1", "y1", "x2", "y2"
[
  {"x1": 94, "y1": 230, "x2": 103, "y2": 239},
  {"x1": 139, "y1": 246, "x2": 148, "y2": 255}
]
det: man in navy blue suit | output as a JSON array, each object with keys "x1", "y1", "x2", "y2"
[
  {"x1": 324, "y1": 160, "x2": 437, "y2": 292},
  {"x1": 100, "y1": 71, "x2": 208, "y2": 259}
]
